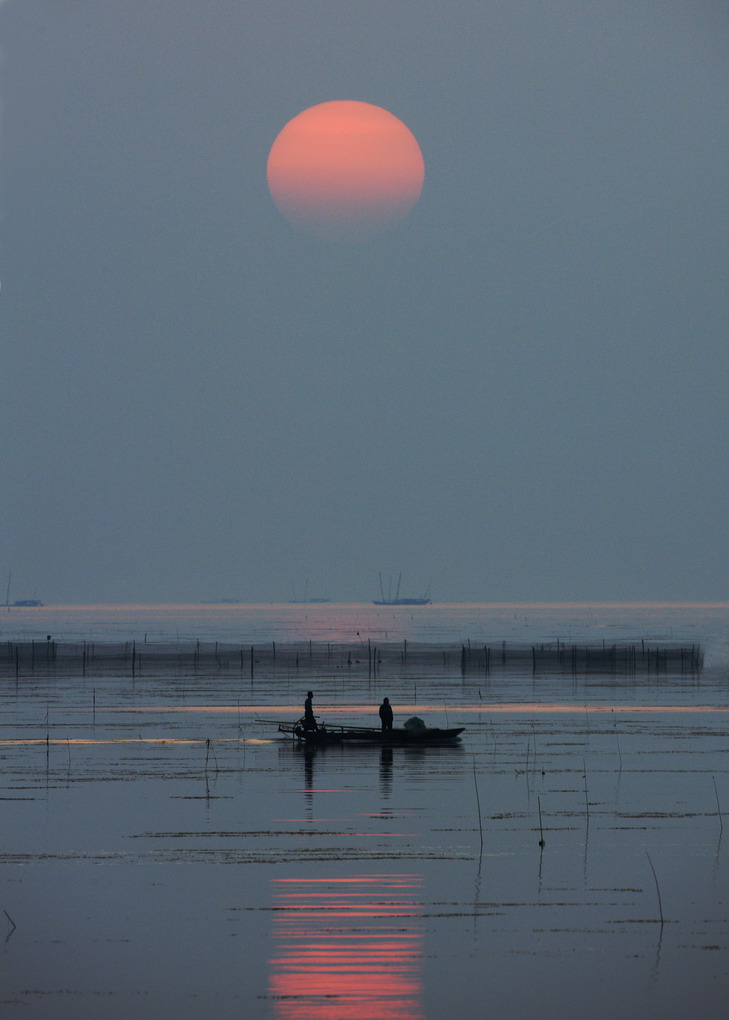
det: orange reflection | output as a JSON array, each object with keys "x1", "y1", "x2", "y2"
[
  {"x1": 0, "y1": 737, "x2": 262, "y2": 747},
  {"x1": 109, "y1": 703, "x2": 729, "y2": 717},
  {"x1": 269, "y1": 873, "x2": 423, "y2": 1020},
  {"x1": 464, "y1": 704, "x2": 729, "y2": 714}
]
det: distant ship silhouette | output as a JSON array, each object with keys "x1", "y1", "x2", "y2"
[
  {"x1": 373, "y1": 573, "x2": 431, "y2": 606},
  {"x1": 289, "y1": 580, "x2": 331, "y2": 604}
]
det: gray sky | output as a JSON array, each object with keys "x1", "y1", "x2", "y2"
[{"x1": 2, "y1": 0, "x2": 728, "y2": 603}]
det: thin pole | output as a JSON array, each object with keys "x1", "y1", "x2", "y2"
[
  {"x1": 645, "y1": 851, "x2": 665, "y2": 927},
  {"x1": 472, "y1": 758, "x2": 484, "y2": 856},
  {"x1": 713, "y1": 775, "x2": 723, "y2": 836},
  {"x1": 537, "y1": 795, "x2": 545, "y2": 847}
]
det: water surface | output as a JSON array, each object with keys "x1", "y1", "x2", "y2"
[{"x1": 1, "y1": 605, "x2": 728, "y2": 1017}]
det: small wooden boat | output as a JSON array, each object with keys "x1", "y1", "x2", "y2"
[{"x1": 278, "y1": 717, "x2": 464, "y2": 746}]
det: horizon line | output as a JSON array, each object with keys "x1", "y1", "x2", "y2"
[{"x1": 6, "y1": 600, "x2": 729, "y2": 609}]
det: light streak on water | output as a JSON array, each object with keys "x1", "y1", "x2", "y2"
[{"x1": 269, "y1": 874, "x2": 424, "y2": 1020}]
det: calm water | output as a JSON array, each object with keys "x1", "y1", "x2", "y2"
[
  {"x1": 2, "y1": 600, "x2": 729, "y2": 658},
  {"x1": 1, "y1": 604, "x2": 728, "y2": 1018}
]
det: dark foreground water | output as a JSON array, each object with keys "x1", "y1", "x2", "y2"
[{"x1": 1, "y1": 605, "x2": 728, "y2": 1018}]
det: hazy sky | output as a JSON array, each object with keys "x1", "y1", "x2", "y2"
[{"x1": 2, "y1": 1, "x2": 728, "y2": 603}]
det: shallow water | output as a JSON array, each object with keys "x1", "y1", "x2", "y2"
[{"x1": 1, "y1": 627, "x2": 729, "y2": 1019}]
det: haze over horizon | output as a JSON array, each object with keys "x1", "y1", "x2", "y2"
[{"x1": 2, "y1": 2, "x2": 728, "y2": 605}]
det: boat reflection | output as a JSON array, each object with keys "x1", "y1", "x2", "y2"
[
  {"x1": 279, "y1": 740, "x2": 463, "y2": 811},
  {"x1": 380, "y1": 746, "x2": 393, "y2": 799},
  {"x1": 303, "y1": 748, "x2": 315, "y2": 815},
  {"x1": 269, "y1": 873, "x2": 424, "y2": 1020}
]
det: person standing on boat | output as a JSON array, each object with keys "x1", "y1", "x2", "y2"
[
  {"x1": 303, "y1": 691, "x2": 318, "y2": 731},
  {"x1": 379, "y1": 697, "x2": 394, "y2": 731}
]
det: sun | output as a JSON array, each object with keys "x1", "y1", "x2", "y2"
[{"x1": 267, "y1": 100, "x2": 425, "y2": 243}]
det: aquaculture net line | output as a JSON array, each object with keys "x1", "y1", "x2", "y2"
[{"x1": 0, "y1": 638, "x2": 703, "y2": 680}]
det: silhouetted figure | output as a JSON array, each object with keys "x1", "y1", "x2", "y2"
[
  {"x1": 303, "y1": 690, "x2": 318, "y2": 731},
  {"x1": 379, "y1": 697, "x2": 394, "y2": 731}
]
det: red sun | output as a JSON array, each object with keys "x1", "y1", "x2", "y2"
[{"x1": 267, "y1": 100, "x2": 425, "y2": 242}]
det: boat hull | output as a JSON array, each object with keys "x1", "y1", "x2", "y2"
[
  {"x1": 372, "y1": 599, "x2": 431, "y2": 606},
  {"x1": 279, "y1": 723, "x2": 464, "y2": 746}
]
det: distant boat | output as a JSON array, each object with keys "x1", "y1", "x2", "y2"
[
  {"x1": 373, "y1": 597, "x2": 431, "y2": 606},
  {"x1": 4, "y1": 572, "x2": 44, "y2": 607},
  {"x1": 373, "y1": 572, "x2": 431, "y2": 606},
  {"x1": 289, "y1": 580, "x2": 331, "y2": 604}
]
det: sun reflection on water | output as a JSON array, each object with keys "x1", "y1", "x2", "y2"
[{"x1": 269, "y1": 873, "x2": 423, "y2": 1019}]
